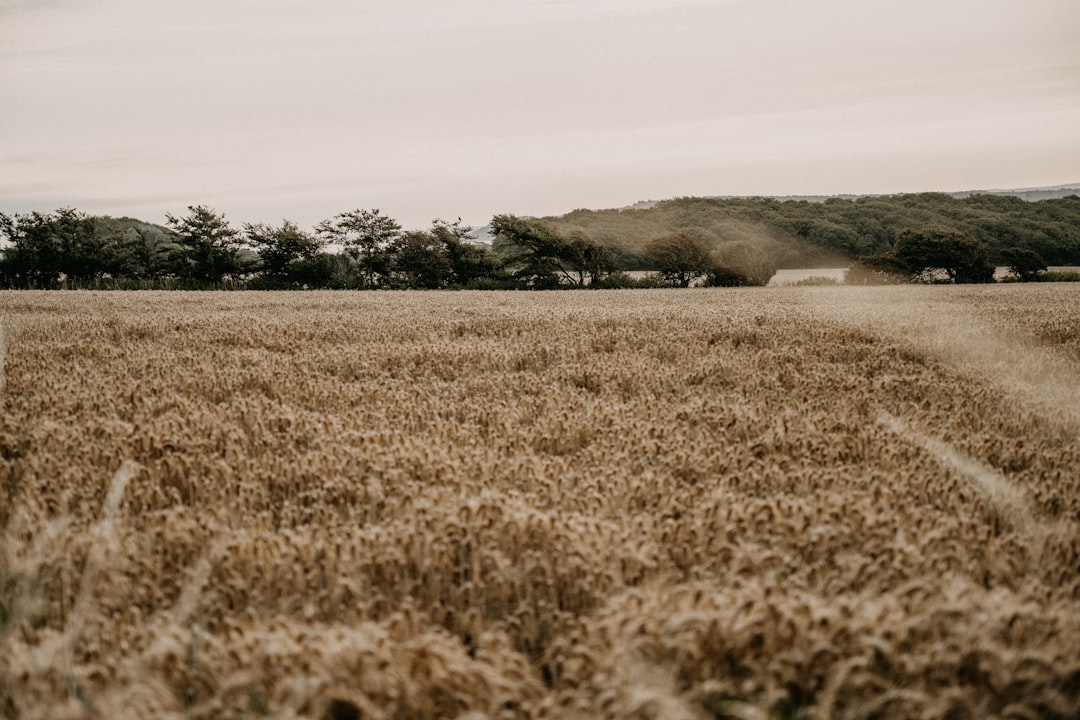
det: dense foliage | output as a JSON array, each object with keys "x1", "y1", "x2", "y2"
[
  {"x1": 540, "y1": 193, "x2": 1080, "y2": 268},
  {"x1": 849, "y1": 228, "x2": 996, "y2": 284},
  {"x1": 641, "y1": 232, "x2": 713, "y2": 287},
  {"x1": 0, "y1": 208, "x2": 512, "y2": 291},
  {"x1": 489, "y1": 214, "x2": 625, "y2": 288}
]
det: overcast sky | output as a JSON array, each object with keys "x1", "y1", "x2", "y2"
[{"x1": 2, "y1": 0, "x2": 1078, "y2": 230}]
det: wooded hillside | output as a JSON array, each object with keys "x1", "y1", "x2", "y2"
[{"x1": 537, "y1": 193, "x2": 1080, "y2": 268}]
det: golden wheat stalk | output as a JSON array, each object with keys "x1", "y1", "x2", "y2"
[
  {"x1": 57, "y1": 460, "x2": 138, "y2": 678},
  {"x1": 0, "y1": 321, "x2": 5, "y2": 399},
  {"x1": 876, "y1": 409, "x2": 1035, "y2": 533}
]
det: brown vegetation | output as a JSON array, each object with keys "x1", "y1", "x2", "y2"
[{"x1": 1, "y1": 286, "x2": 1079, "y2": 719}]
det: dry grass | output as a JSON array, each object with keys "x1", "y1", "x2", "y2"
[{"x1": 1, "y1": 286, "x2": 1079, "y2": 719}]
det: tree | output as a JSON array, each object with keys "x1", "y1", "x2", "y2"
[
  {"x1": 83, "y1": 216, "x2": 189, "y2": 282},
  {"x1": 706, "y1": 242, "x2": 776, "y2": 286},
  {"x1": 390, "y1": 230, "x2": 452, "y2": 288},
  {"x1": 643, "y1": 232, "x2": 713, "y2": 287},
  {"x1": 490, "y1": 216, "x2": 623, "y2": 289},
  {"x1": 490, "y1": 214, "x2": 568, "y2": 289},
  {"x1": 891, "y1": 227, "x2": 995, "y2": 283},
  {"x1": 0, "y1": 210, "x2": 58, "y2": 286},
  {"x1": 1001, "y1": 246, "x2": 1047, "y2": 281},
  {"x1": 431, "y1": 219, "x2": 502, "y2": 287},
  {"x1": 113, "y1": 222, "x2": 187, "y2": 280},
  {"x1": 49, "y1": 207, "x2": 111, "y2": 283},
  {"x1": 245, "y1": 220, "x2": 327, "y2": 287},
  {"x1": 318, "y1": 209, "x2": 401, "y2": 288},
  {"x1": 562, "y1": 231, "x2": 621, "y2": 287},
  {"x1": 165, "y1": 205, "x2": 242, "y2": 284},
  {"x1": 0, "y1": 208, "x2": 107, "y2": 287}
]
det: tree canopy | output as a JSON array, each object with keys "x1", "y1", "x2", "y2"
[
  {"x1": 490, "y1": 214, "x2": 622, "y2": 288},
  {"x1": 892, "y1": 228, "x2": 995, "y2": 283},
  {"x1": 165, "y1": 205, "x2": 244, "y2": 284},
  {"x1": 643, "y1": 233, "x2": 713, "y2": 287},
  {"x1": 851, "y1": 228, "x2": 995, "y2": 284},
  {"x1": 1001, "y1": 247, "x2": 1048, "y2": 281},
  {"x1": 245, "y1": 220, "x2": 327, "y2": 288},
  {"x1": 317, "y1": 209, "x2": 402, "y2": 288}
]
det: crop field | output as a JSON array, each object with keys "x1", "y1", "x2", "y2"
[{"x1": 1, "y1": 286, "x2": 1079, "y2": 719}]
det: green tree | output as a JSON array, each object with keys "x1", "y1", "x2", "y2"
[
  {"x1": 562, "y1": 231, "x2": 621, "y2": 287},
  {"x1": 1000, "y1": 246, "x2": 1047, "y2": 281},
  {"x1": 892, "y1": 227, "x2": 994, "y2": 283},
  {"x1": 88, "y1": 217, "x2": 187, "y2": 282},
  {"x1": 119, "y1": 223, "x2": 186, "y2": 280},
  {"x1": 0, "y1": 208, "x2": 107, "y2": 287},
  {"x1": 318, "y1": 209, "x2": 401, "y2": 287},
  {"x1": 643, "y1": 232, "x2": 713, "y2": 287},
  {"x1": 165, "y1": 205, "x2": 242, "y2": 284},
  {"x1": 245, "y1": 220, "x2": 327, "y2": 287},
  {"x1": 490, "y1": 214, "x2": 567, "y2": 289},
  {"x1": 431, "y1": 219, "x2": 503, "y2": 287},
  {"x1": 0, "y1": 210, "x2": 58, "y2": 286},
  {"x1": 390, "y1": 230, "x2": 452, "y2": 288},
  {"x1": 490, "y1": 217, "x2": 620, "y2": 288}
]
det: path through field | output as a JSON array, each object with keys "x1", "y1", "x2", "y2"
[
  {"x1": 798, "y1": 285, "x2": 1080, "y2": 599},
  {"x1": 796, "y1": 285, "x2": 1080, "y2": 429}
]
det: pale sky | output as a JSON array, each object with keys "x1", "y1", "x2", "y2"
[{"x1": 2, "y1": 0, "x2": 1078, "y2": 230}]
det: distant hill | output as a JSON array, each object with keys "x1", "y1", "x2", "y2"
[
  {"x1": 945, "y1": 184, "x2": 1080, "y2": 202},
  {"x1": 622, "y1": 184, "x2": 1080, "y2": 208},
  {"x1": 528, "y1": 186, "x2": 1080, "y2": 268}
]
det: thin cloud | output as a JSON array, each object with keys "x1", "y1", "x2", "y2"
[{"x1": 1, "y1": 0, "x2": 1077, "y2": 228}]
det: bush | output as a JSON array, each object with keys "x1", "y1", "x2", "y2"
[
  {"x1": 792, "y1": 275, "x2": 840, "y2": 286},
  {"x1": 704, "y1": 242, "x2": 776, "y2": 287},
  {"x1": 1000, "y1": 247, "x2": 1048, "y2": 281},
  {"x1": 1036, "y1": 270, "x2": 1080, "y2": 282},
  {"x1": 844, "y1": 261, "x2": 908, "y2": 285},
  {"x1": 894, "y1": 228, "x2": 994, "y2": 283}
]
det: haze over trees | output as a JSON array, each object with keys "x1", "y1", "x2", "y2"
[
  {"x1": 538, "y1": 192, "x2": 1080, "y2": 269},
  {"x1": 642, "y1": 233, "x2": 713, "y2": 287},
  {"x1": 708, "y1": 242, "x2": 778, "y2": 287},
  {"x1": 490, "y1": 214, "x2": 622, "y2": 289}
]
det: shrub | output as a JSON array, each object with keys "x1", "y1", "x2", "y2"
[{"x1": 792, "y1": 275, "x2": 840, "y2": 286}]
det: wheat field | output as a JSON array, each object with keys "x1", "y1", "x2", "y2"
[{"x1": 1, "y1": 286, "x2": 1078, "y2": 719}]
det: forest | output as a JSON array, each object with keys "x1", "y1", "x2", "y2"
[
  {"x1": 1, "y1": 191, "x2": 1078, "y2": 289},
  {"x1": 541, "y1": 192, "x2": 1080, "y2": 268}
]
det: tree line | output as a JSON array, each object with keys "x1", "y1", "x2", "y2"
[
  {"x1": 0, "y1": 206, "x2": 777, "y2": 290},
  {"x1": 2, "y1": 196, "x2": 1073, "y2": 290}
]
